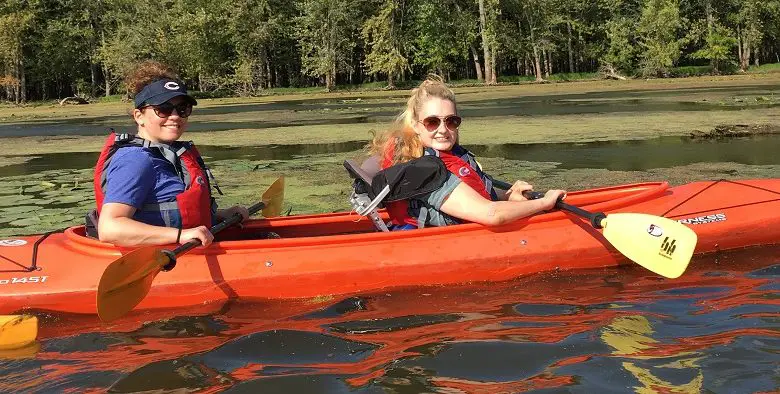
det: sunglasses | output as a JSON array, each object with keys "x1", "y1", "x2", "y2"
[
  {"x1": 144, "y1": 102, "x2": 193, "y2": 118},
  {"x1": 418, "y1": 115, "x2": 462, "y2": 132}
]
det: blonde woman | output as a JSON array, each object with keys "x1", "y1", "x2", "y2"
[{"x1": 369, "y1": 77, "x2": 565, "y2": 229}]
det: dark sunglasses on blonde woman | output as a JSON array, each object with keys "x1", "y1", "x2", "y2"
[
  {"x1": 145, "y1": 102, "x2": 193, "y2": 118},
  {"x1": 419, "y1": 115, "x2": 462, "y2": 132}
]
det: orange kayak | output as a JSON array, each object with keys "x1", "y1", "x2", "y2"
[{"x1": 1, "y1": 179, "x2": 778, "y2": 316}]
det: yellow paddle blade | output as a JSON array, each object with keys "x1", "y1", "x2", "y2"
[
  {"x1": 97, "y1": 247, "x2": 170, "y2": 322},
  {"x1": 0, "y1": 315, "x2": 38, "y2": 350},
  {"x1": 602, "y1": 213, "x2": 697, "y2": 278},
  {"x1": 261, "y1": 176, "x2": 285, "y2": 217}
]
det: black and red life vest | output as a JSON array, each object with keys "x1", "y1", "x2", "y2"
[
  {"x1": 381, "y1": 144, "x2": 497, "y2": 228},
  {"x1": 91, "y1": 132, "x2": 215, "y2": 231}
]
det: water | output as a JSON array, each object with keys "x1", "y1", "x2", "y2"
[
  {"x1": 1, "y1": 84, "x2": 777, "y2": 138},
  {"x1": 1, "y1": 247, "x2": 777, "y2": 392},
  {"x1": 2, "y1": 135, "x2": 779, "y2": 177}
]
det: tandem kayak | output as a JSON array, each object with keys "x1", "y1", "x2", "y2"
[{"x1": 1, "y1": 179, "x2": 778, "y2": 316}]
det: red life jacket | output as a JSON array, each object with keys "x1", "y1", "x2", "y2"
[
  {"x1": 92, "y1": 132, "x2": 214, "y2": 230},
  {"x1": 381, "y1": 144, "x2": 496, "y2": 228}
]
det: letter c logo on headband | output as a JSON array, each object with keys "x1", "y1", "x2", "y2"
[{"x1": 164, "y1": 81, "x2": 180, "y2": 90}]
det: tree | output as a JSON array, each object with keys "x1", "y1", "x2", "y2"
[
  {"x1": 477, "y1": 0, "x2": 499, "y2": 84},
  {"x1": 637, "y1": 0, "x2": 683, "y2": 77},
  {"x1": 0, "y1": 10, "x2": 33, "y2": 102},
  {"x1": 296, "y1": 0, "x2": 362, "y2": 90},
  {"x1": 362, "y1": 0, "x2": 410, "y2": 88},
  {"x1": 734, "y1": 0, "x2": 764, "y2": 71},
  {"x1": 603, "y1": 17, "x2": 638, "y2": 74},
  {"x1": 691, "y1": 23, "x2": 737, "y2": 73}
]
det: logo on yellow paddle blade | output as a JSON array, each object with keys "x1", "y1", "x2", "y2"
[{"x1": 602, "y1": 213, "x2": 698, "y2": 278}]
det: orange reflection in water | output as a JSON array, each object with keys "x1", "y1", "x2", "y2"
[{"x1": 1, "y1": 246, "x2": 776, "y2": 393}]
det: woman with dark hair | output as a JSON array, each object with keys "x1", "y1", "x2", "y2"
[{"x1": 92, "y1": 60, "x2": 246, "y2": 247}]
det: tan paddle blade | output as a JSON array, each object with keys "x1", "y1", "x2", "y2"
[
  {"x1": 0, "y1": 315, "x2": 38, "y2": 350},
  {"x1": 602, "y1": 213, "x2": 698, "y2": 278},
  {"x1": 97, "y1": 246, "x2": 169, "y2": 322},
  {"x1": 261, "y1": 176, "x2": 285, "y2": 217}
]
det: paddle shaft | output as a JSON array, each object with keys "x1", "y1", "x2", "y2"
[
  {"x1": 493, "y1": 179, "x2": 606, "y2": 228},
  {"x1": 163, "y1": 200, "x2": 268, "y2": 269}
]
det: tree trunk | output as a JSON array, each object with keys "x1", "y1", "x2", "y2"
[
  {"x1": 103, "y1": 64, "x2": 111, "y2": 97},
  {"x1": 470, "y1": 45, "x2": 484, "y2": 81},
  {"x1": 267, "y1": 57, "x2": 274, "y2": 89},
  {"x1": 738, "y1": 25, "x2": 750, "y2": 72},
  {"x1": 490, "y1": 44, "x2": 497, "y2": 84},
  {"x1": 19, "y1": 56, "x2": 26, "y2": 103},
  {"x1": 545, "y1": 50, "x2": 553, "y2": 77},
  {"x1": 704, "y1": 0, "x2": 713, "y2": 32},
  {"x1": 524, "y1": 54, "x2": 531, "y2": 76},
  {"x1": 754, "y1": 46, "x2": 759, "y2": 67},
  {"x1": 532, "y1": 45, "x2": 543, "y2": 82},
  {"x1": 478, "y1": 0, "x2": 493, "y2": 84},
  {"x1": 567, "y1": 22, "x2": 574, "y2": 73},
  {"x1": 90, "y1": 63, "x2": 98, "y2": 97},
  {"x1": 525, "y1": 16, "x2": 543, "y2": 82}
]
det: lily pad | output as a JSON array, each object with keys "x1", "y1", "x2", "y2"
[
  {"x1": 9, "y1": 216, "x2": 42, "y2": 226},
  {"x1": 0, "y1": 194, "x2": 31, "y2": 206},
  {"x1": 53, "y1": 195, "x2": 90, "y2": 204},
  {"x1": 1, "y1": 205, "x2": 39, "y2": 214}
]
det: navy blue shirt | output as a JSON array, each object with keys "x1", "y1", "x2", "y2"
[{"x1": 103, "y1": 147, "x2": 184, "y2": 227}]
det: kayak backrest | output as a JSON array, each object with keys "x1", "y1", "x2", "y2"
[
  {"x1": 344, "y1": 157, "x2": 390, "y2": 232},
  {"x1": 344, "y1": 156, "x2": 381, "y2": 186}
]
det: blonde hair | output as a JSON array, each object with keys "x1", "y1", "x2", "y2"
[{"x1": 368, "y1": 75, "x2": 457, "y2": 164}]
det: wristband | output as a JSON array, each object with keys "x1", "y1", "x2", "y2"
[{"x1": 176, "y1": 227, "x2": 182, "y2": 244}]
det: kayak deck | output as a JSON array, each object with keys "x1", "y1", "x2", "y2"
[{"x1": 1, "y1": 179, "x2": 778, "y2": 316}]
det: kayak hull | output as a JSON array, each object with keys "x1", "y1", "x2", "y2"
[{"x1": 1, "y1": 179, "x2": 778, "y2": 316}]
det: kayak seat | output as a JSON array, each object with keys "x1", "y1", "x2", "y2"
[
  {"x1": 344, "y1": 156, "x2": 381, "y2": 187},
  {"x1": 344, "y1": 155, "x2": 451, "y2": 232},
  {"x1": 344, "y1": 157, "x2": 391, "y2": 232}
]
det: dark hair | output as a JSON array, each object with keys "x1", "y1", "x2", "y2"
[{"x1": 125, "y1": 60, "x2": 179, "y2": 96}]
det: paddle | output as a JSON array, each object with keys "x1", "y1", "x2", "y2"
[
  {"x1": 0, "y1": 315, "x2": 38, "y2": 350},
  {"x1": 97, "y1": 177, "x2": 285, "y2": 322},
  {"x1": 493, "y1": 179, "x2": 697, "y2": 278}
]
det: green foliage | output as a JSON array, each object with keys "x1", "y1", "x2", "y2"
[
  {"x1": 296, "y1": 0, "x2": 361, "y2": 90},
  {"x1": 361, "y1": 0, "x2": 410, "y2": 86},
  {"x1": 2, "y1": 0, "x2": 780, "y2": 101},
  {"x1": 691, "y1": 24, "x2": 737, "y2": 73},
  {"x1": 637, "y1": 0, "x2": 683, "y2": 77},
  {"x1": 603, "y1": 17, "x2": 638, "y2": 74},
  {"x1": 409, "y1": 0, "x2": 478, "y2": 77},
  {"x1": 748, "y1": 63, "x2": 780, "y2": 73}
]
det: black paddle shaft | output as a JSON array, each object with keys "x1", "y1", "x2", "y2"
[
  {"x1": 162, "y1": 200, "x2": 267, "y2": 270},
  {"x1": 493, "y1": 179, "x2": 606, "y2": 229}
]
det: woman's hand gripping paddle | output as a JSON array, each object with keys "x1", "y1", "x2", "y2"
[
  {"x1": 96, "y1": 177, "x2": 285, "y2": 322},
  {"x1": 494, "y1": 180, "x2": 697, "y2": 278}
]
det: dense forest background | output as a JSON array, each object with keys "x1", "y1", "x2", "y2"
[{"x1": 1, "y1": 0, "x2": 779, "y2": 102}]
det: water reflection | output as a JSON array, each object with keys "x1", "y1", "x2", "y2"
[
  {"x1": 0, "y1": 246, "x2": 776, "y2": 392},
  {"x1": 2, "y1": 135, "x2": 779, "y2": 177}
]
